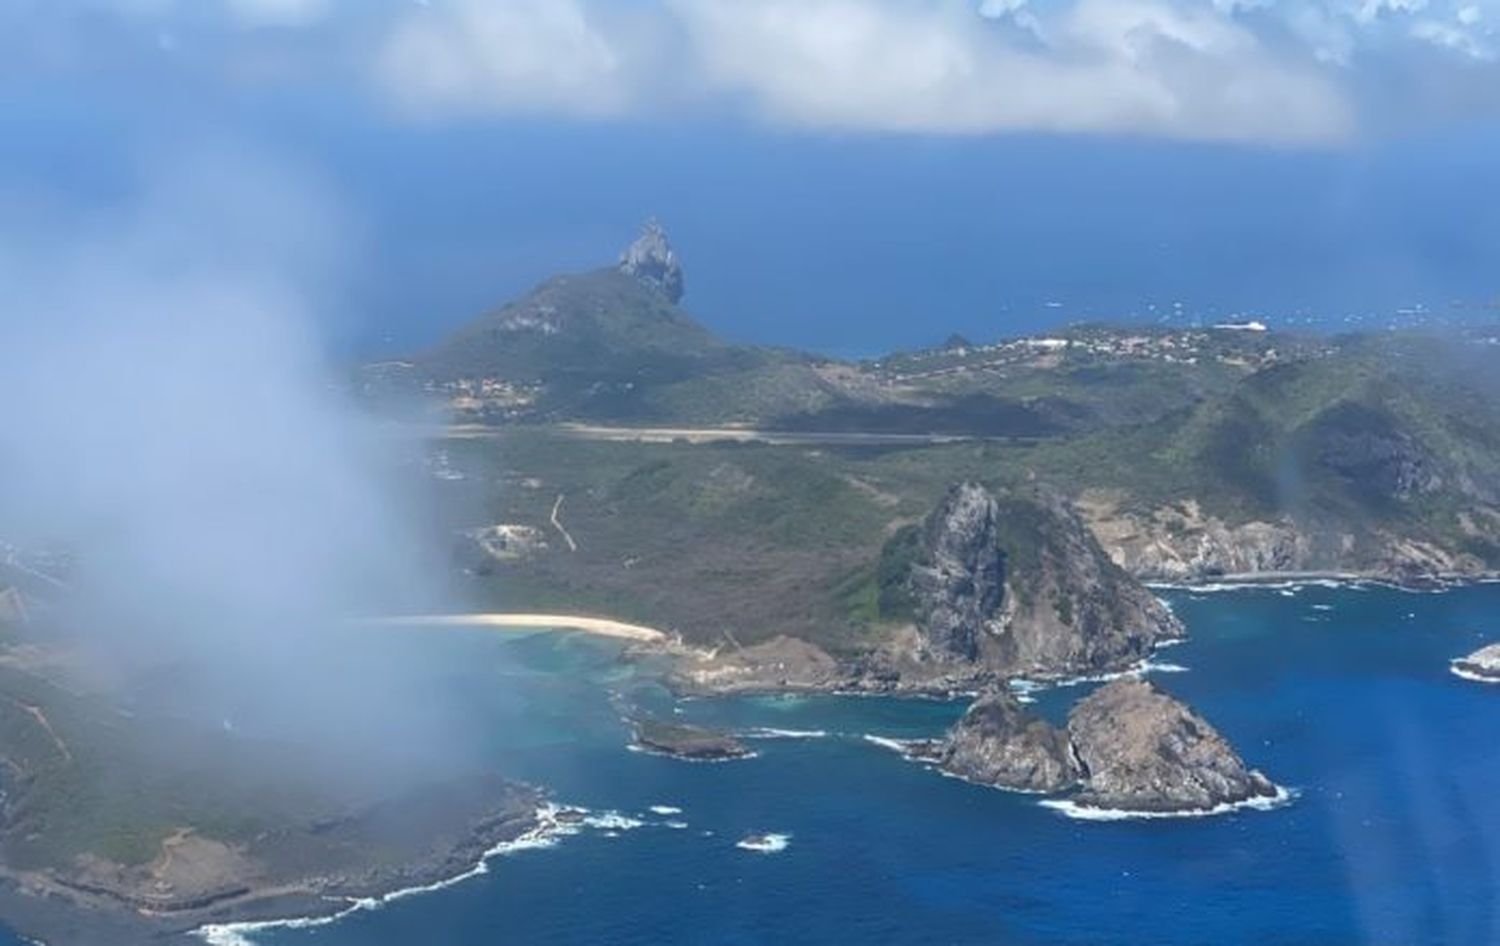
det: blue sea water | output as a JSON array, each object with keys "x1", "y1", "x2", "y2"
[{"x1": 15, "y1": 583, "x2": 1500, "y2": 946}]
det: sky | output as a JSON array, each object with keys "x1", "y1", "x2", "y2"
[{"x1": 4, "y1": 0, "x2": 1500, "y2": 356}]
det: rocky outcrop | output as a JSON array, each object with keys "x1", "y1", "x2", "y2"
[
  {"x1": 1082, "y1": 499, "x2": 1313, "y2": 582},
  {"x1": 907, "y1": 483, "x2": 1007, "y2": 662},
  {"x1": 1066, "y1": 679, "x2": 1277, "y2": 813},
  {"x1": 921, "y1": 690, "x2": 1080, "y2": 793},
  {"x1": 1452, "y1": 643, "x2": 1500, "y2": 683},
  {"x1": 890, "y1": 483, "x2": 1182, "y2": 680},
  {"x1": 670, "y1": 636, "x2": 849, "y2": 695},
  {"x1": 908, "y1": 679, "x2": 1280, "y2": 813},
  {"x1": 1079, "y1": 496, "x2": 1494, "y2": 584},
  {"x1": 1303, "y1": 401, "x2": 1442, "y2": 502},
  {"x1": 618, "y1": 219, "x2": 684, "y2": 303},
  {"x1": 631, "y1": 719, "x2": 752, "y2": 761}
]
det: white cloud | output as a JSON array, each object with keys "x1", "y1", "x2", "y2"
[
  {"x1": 17, "y1": 0, "x2": 1500, "y2": 143},
  {"x1": 223, "y1": 0, "x2": 331, "y2": 28},
  {"x1": 377, "y1": 0, "x2": 643, "y2": 118},
  {"x1": 665, "y1": 0, "x2": 1353, "y2": 143}
]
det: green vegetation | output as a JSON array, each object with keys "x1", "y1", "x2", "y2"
[{"x1": 434, "y1": 326, "x2": 1500, "y2": 650}]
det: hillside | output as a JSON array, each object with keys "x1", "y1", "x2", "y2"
[{"x1": 373, "y1": 228, "x2": 1500, "y2": 647}]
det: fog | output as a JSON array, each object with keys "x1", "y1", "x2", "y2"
[{"x1": 0, "y1": 146, "x2": 482, "y2": 795}]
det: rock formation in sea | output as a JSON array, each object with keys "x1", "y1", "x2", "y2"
[
  {"x1": 923, "y1": 690, "x2": 1081, "y2": 793},
  {"x1": 1065, "y1": 679, "x2": 1278, "y2": 813},
  {"x1": 631, "y1": 719, "x2": 753, "y2": 761},
  {"x1": 1453, "y1": 643, "x2": 1500, "y2": 682},
  {"x1": 888, "y1": 482, "x2": 1183, "y2": 680},
  {"x1": 911, "y1": 678, "x2": 1280, "y2": 813},
  {"x1": 618, "y1": 219, "x2": 684, "y2": 303}
]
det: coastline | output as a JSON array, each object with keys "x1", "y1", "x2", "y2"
[
  {"x1": 1146, "y1": 570, "x2": 1500, "y2": 593},
  {"x1": 0, "y1": 780, "x2": 549, "y2": 946},
  {"x1": 1450, "y1": 662, "x2": 1500, "y2": 684},
  {"x1": 1039, "y1": 785, "x2": 1297, "y2": 821},
  {"x1": 192, "y1": 802, "x2": 579, "y2": 946},
  {"x1": 192, "y1": 801, "x2": 670, "y2": 946},
  {"x1": 362, "y1": 613, "x2": 668, "y2": 643}
]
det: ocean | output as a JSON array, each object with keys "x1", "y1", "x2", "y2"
[{"x1": 15, "y1": 582, "x2": 1500, "y2": 946}]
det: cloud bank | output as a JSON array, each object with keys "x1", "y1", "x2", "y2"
[
  {"x1": 367, "y1": 0, "x2": 1499, "y2": 143},
  {"x1": 13, "y1": 0, "x2": 1500, "y2": 143},
  {"x1": 0, "y1": 145, "x2": 479, "y2": 790}
]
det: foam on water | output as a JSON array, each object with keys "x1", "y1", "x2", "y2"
[
  {"x1": 735, "y1": 833, "x2": 791, "y2": 853},
  {"x1": 193, "y1": 803, "x2": 587, "y2": 946},
  {"x1": 584, "y1": 812, "x2": 645, "y2": 831},
  {"x1": 1010, "y1": 653, "x2": 1189, "y2": 693},
  {"x1": 862, "y1": 734, "x2": 920, "y2": 755},
  {"x1": 648, "y1": 805, "x2": 683, "y2": 815},
  {"x1": 627, "y1": 744, "x2": 760, "y2": 763},
  {"x1": 1038, "y1": 785, "x2": 1296, "y2": 822},
  {"x1": 1450, "y1": 663, "x2": 1500, "y2": 684},
  {"x1": 740, "y1": 727, "x2": 829, "y2": 740}
]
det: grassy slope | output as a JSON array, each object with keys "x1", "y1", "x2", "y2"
[
  {"x1": 0, "y1": 660, "x2": 340, "y2": 870},
  {"x1": 443, "y1": 333, "x2": 1500, "y2": 649}
]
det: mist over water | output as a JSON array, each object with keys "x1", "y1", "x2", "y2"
[{"x1": 0, "y1": 146, "x2": 481, "y2": 794}]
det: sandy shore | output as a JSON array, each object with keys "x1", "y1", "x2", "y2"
[{"x1": 364, "y1": 613, "x2": 668, "y2": 643}]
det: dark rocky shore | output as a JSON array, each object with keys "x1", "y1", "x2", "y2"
[
  {"x1": 631, "y1": 719, "x2": 754, "y2": 761},
  {"x1": 0, "y1": 775, "x2": 545, "y2": 945},
  {"x1": 1453, "y1": 643, "x2": 1500, "y2": 682}
]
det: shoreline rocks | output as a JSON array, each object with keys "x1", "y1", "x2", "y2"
[
  {"x1": 631, "y1": 719, "x2": 753, "y2": 761},
  {"x1": 1066, "y1": 679, "x2": 1278, "y2": 813},
  {"x1": 923, "y1": 691, "x2": 1080, "y2": 793},
  {"x1": 0, "y1": 776, "x2": 546, "y2": 944},
  {"x1": 1453, "y1": 643, "x2": 1500, "y2": 683},
  {"x1": 908, "y1": 679, "x2": 1279, "y2": 817}
]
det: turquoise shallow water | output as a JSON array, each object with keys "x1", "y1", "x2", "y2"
[{"x1": 16, "y1": 583, "x2": 1500, "y2": 946}]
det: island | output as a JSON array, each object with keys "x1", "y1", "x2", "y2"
[
  {"x1": 908, "y1": 690, "x2": 1081, "y2": 793},
  {"x1": 4, "y1": 219, "x2": 1497, "y2": 939},
  {"x1": 630, "y1": 719, "x2": 754, "y2": 762},
  {"x1": 1064, "y1": 679, "x2": 1280, "y2": 815},
  {"x1": 1453, "y1": 643, "x2": 1500, "y2": 683},
  {"x1": 889, "y1": 679, "x2": 1281, "y2": 817}
]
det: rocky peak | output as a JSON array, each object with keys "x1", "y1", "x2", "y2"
[
  {"x1": 898, "y1": 481, "x2": 1182, "y2": 677},
  {"x1": 925, "y1": 678, "x2": 1280, "y2": 814},
  {"x1": 1067, "y1": 679, "x2": 1277, "y2": 812},
  {"x1": 618, "y1": 219, "x2": 684, "y2": 304},
  {"x1": 934, "y1": 689, "x2": 1081, "y2": 793},
  {"x1": 909, "y1": 482, "x2": 1005, "y2": 662}
]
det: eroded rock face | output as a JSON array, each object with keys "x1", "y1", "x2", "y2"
[
  {"x1": 1082, "y1": 499, "x2": 1313, "y2": 582},
  {"x1": 902, "y1": 483, "x2": 1183, "y2": 679},
  {"x1": 930, "y1": 690, "x2": 1080, "y2": 793},
  {"x1": 909, "y1": 483, "x2": 1005, "y2": 662},
  {"x1": 1308, "y1": 401, "x2": 1441, "y2": 502},
  {"x1": 618, "y1": 219, "x2": 684, "y2": 303},
  {"x1": 1079, "y1": 495, "x2": 1496, "y2": 584},
  {"x1": 1453, "y1": 643, "x2": 1500, "y2": 682},
  {"x1": 1066, "y1": 679, "x2": 1277, "y2": 813}
]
